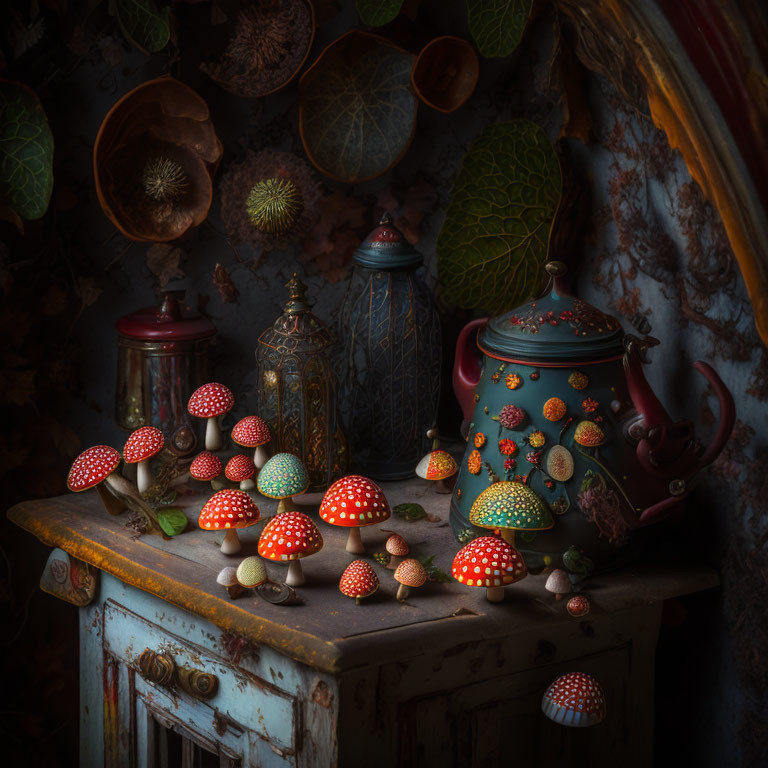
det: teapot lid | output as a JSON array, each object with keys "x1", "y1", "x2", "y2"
[
  {"x1": 353, "y1": 213, "x2": 423, "y2": 269},
  {"x1": 479, "y1": 262, "x2": 624, "y2": 363},
  {"x1": 116, "y1": 291, "x2": 216, "y2": 341}
]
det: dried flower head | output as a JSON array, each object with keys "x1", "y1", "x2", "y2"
[
  {"x1": 528, "y1": 430, "x2": 546, "y2": 448},
  {"x1": 246, "y1": 177, "x2": 303, "y2": 233},
  {"x1": 467, "y1": 449, "x2": 482, "y2": 474},
  {"x1": 495, "y1": 404, "x2": 525, "y2": 430},
  {"x1": 498, "y1": 438, "x2": 518, "y2": 456},
  {"x1": 142, "y1": 157, "x2": 190, "y2": 202}
]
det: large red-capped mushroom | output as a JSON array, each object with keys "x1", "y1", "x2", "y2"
[
  {"x1": 339, "y1": 560, "x2": 379, "y2": 605},
  {"x1": 257, "y1": 511, "x2": 323, "y2": 586},
  {"x1": 319, "y1": 475, "x2": 391, "y2": 554},
  {"x1": 231, "y1": 415, "x2": 272, "y2": 470},
  {"x1": 451, "y1": 536, "x2": 527, "y2": 603},
  {"x1": 199, "y1": 489, "x2": 260, "y2": 554},
  {"x1": 123, "y1": 426, "x2": 164, "y2": 494},
  {"x1": 541, "y1": 672, "x2": 606, "y2": 727},
  {"x1": 225, "y1": 454, "x2": 257, "y2": 491},
  {"x1": 187, "y1": 382, "x2": 234, "y2": 451},
  {"x1": 189, "y1": 451, "x2": 224, "y2": 489}
]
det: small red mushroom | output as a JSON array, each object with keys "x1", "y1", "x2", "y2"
[
  {"x1": 319, "y1": 475, "x2": 391, "y2": 554},
  {"x1": 225, "y1": 454, "x2": 257, "y2": 491},
  {"x1": 541, "y1": 672, "x2": 606, "y2": 727},
  {"x1": 451, "y1": 536, "x2": 527, "y2": 602},
  {"x1": 385, "y1": 533, "x2": 409, "y2": 570},
  {"x1": 123, "y1": 426, "x2": 164, "y2": 494},
  {"x1": 199, "y1": 489, "x2": 260, "y2": 554},
  {"x1": 258, "y1": 511, "x2": 323, "y2": 586},
  {"x1": 187, "y1": 382, "x2": 234, "y2": 451},
  {"x1": 68, "y1": 445, "x2": 125, "y2": 516},
  {"x1": 231, "y1": 415, "x2": 272, "y2": 470},
  {"x1": 339, "y1": 560, "x2": 379, "y2": 605},
  {"x1": 190, "y1": 451, "x2": 224, "y2": 490}
]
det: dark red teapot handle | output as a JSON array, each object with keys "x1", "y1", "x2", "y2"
[{"x1": 453, "y1": 318, "x2": 488, "y2": 426}]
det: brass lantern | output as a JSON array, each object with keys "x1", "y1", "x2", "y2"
[{"x1": 256, "y1": 275, "x2": 347, "y2": 491}]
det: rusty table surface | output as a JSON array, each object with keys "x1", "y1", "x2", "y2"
[{"x1": 7, "y1": 479, "x2": 718, "y2": 674}]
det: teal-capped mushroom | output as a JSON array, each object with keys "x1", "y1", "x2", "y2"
[
  {"x1": 469, "y1": 481, "x2": 554, "y2": 548},
  {"x1": 257, "y1": 453, "x2": 309, "y2": 513}
]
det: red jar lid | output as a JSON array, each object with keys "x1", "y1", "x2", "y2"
[{"x1": 116, "y1": 292, "x2": 216, "y2": 341}]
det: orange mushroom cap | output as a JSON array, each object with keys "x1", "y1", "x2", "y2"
[
  {"x1": 319, "y1": 475, "x2": 391, "y2": 528},
  {"x1": 123, "y1": 426, "x2": 164, "y2": 463},
  {"x1": 415, "y1": 450, "x2": 458, "y2": 481},
  {"x1": 394, "y1": 558, "x2": 427, "y2": 588},
  {"x1": 257, "y1": 511, "x2": 323, "y2": 561},
  {"x1": 199, "y1": 489, "x2": 260, "y2": 530},
  {"x1": 67, "y1": 446, "x2": 121, "y2": 491},
  {"x1": 385, "y1": 534, "x2": 409, "y2": 557}
]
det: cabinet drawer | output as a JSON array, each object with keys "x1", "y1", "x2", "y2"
[{"x1": 103, "y1": 599, "x2": 299, "y2": 756}]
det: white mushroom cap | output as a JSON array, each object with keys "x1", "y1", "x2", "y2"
[
  {"x1": 216, "y1": 566, "x2": 239, "y2": 587},
  {"x1": 545, "y1": 568, "x2": 573, "y2": 595}
]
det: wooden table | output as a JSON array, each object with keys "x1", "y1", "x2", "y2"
[{"x1": 7, "y1": 479, "x2": 717, "y2": 768}]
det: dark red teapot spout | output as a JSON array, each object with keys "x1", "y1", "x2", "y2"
[{"x1": 622, "y1": 335, "x2": 736, "y2": 525}]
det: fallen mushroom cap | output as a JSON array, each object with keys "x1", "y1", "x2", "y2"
[
  {"x1": 545, "y1": 569, "x2": 572, "y2": 594},
  {"x1": 231, "y1": 415, "x2": 271, "y2": 448},
  {"x1": 199, "y1": 489, "x2": 260, "y2": 530},
  {"x1": 318, "y1": 475, "x2": 391, "y2": 527},
  {"x1": 394, "y1": 558, "x2": 427, "y2": 588},
  {"x1": 415, "y1": 450, "x2": 458, "y2": 481},
  {"x1": 339, "y1": 559, "x2": 379, "y2": 599},
  {"x1": 541, "y1": 672, "x2": 606, "y2": 727},
  {"x1": 187, "y1": 382, "x2": 234, "y2": 418},
  {"x1": 225, "y1": 454, "x2": 256, "y2": 482},
  {"x1": 257, "y1": 452, "x2": 310, "y2": 499},
  {"x1": 385, "y1": 534, "x2": 409, "y2": 557},
  {"x1": 469, "y1": 481, "x2": 554, "y2": 532},
  {"x1": 216, "y1": 566, "x2": 239, "y2": 587},
  {"x1": 236, "y1": 556, "x2": 268, "y2": 588},
  {"x1": 123, "y1": 426, "x2": 165, "y2": 464},
  {"x1": 451, "y1": 536, "x2": 527, "y2": 588},
  {"x1": 258, "y1": 511, "x2": 323, "y2": 561},
  {"x1": 190, "y1": 451, "x2": 222, "y2": 481},
  {"x1": 68, "y1": 446, "x2": 122, "y2": 491}
]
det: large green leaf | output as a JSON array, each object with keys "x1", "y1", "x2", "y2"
[
  {"x1": 437, "y1": 120, "x2": 562, "y2": 315},
  {"x1": 355, "y1": 0, "x2": 404, "y2": 26},
  {"x1": 0, "y1": 80, "x2": 54, "y2": 222},
  {"x1": 157, "y1": 507, "x2": 188, "y2": 537},
  {"x1": 300, "y1": 31, "x2": 417, "y2": 183},
  {"x1": 110, "y1": 0, "x2": 171, "y2": 55},
  {"x1": 467, "y1": 0, "x2": 532, "y2": 58}
]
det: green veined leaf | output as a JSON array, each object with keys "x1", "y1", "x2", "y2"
[
  {"x1": 467, "y1": 0, "x2": 532, "y2": 58},
  {"x1": 355, "y1": 0, "x2": 404, "y2": 26},
  {"x1": 437, "y1": 120, "x2": 562, "y2": 315},
  {"x1": 157, "y1": 507, "x2": 188, "y2": 537},
  {"x1": 0, "y1": 79, "x2": 54, "y2": 221},
  {"x1": 110, "y1": 0, "x2": 171, "y2": 55},
  {"x1": 393, "y1": 502, "x2": 426, "y2": 522}
]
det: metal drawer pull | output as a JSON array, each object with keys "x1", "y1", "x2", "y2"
[{"x1": 138, "y1": 648, "x2": 219, "y2": 701}]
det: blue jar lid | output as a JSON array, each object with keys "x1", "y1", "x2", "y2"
[
  {"x1": 479, "y1": 262, "x2": 625, "y2": 363},
  {"x1": 353, "y1": 213, "x2": 423, "y2": 269}
]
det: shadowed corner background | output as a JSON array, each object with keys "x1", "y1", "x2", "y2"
[{"x1": 1, "y1": 0, "x2": 766, "y2": 766}]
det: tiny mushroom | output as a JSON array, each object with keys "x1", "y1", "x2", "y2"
[
  {"x1": 545, "y1": 568, "x2": 573, "y2": 600},
  {"x1": 319, "y1": 475, "x2": 391, "y2": 554},
  {"x1": 394, "y1": 558, "x2": 427, "y2": 601},
  {"x1": 68, "y1": 445, "x2": 125, "y2": 516},
  {"x1": 567, "y1": 595, "x2": 591, "y2": 617},
  {"x1": 199, "y1": 489, "x2": 260, "y2": 555},
  {"x1": 415, "y1": 449, "x2": 458, "y2": 493},
  {"x1": 257, "y1": 452, "x2": 309, "y2": 513},
  {"x1": 451, "y1": 536, "x2": 527, "y2": 603},
  {"x1": 385, "y1": 533, "x2": 409, "y2": 570},
  {"x1": 257, "y1": 511, "x2": 323, "y2": 586},
  {"x1": 231, "y1": 415, "x2": 272, "y2": 470},
  {"x1": 339, "y1": 560, "x2": 379, "y2": 605},
  {"x1": 187, "y1": 382, "x2": 234, "y2": 451},
  {"x1": 123, "y1": 426, "x2": 165, "y2": 494},
  {"x1": 190, "y1": 451, "x2": 224, "y2": 490},
  {"x1": 225, "y1": 454, "x2": 257, "y2": 491},
  {"x1": 541, "y1": 672, "x2": 606, "y2": 727},
  {"x1": 236, "y1": 556, "x2": 268, "y2": 589},
  {"x1": 216, "y1": 566, "x2": 243, "y2": 598}
]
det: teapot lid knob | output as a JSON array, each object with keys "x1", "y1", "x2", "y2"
[{"x1": 545, "y1": 261, "x2": 568, "y2": 277}]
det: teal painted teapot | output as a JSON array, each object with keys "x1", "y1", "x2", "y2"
[{"x1": 450, "y1": 262, "x2": 735, "y2": 569}]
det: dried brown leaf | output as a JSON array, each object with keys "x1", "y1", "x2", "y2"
[{"x1": 146, "y1": 244, "x2": 185, "y2": 288}]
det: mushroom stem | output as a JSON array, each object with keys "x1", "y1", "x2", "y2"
[
  {"x1": 96, "y1": 483, "x2": 125, "y2": 516},
  {"x1": 396, "y1": 583, "x2": 411, "y2": 601},
  {"x1": 103, "y1": 471, "x2": 158, "y2": 530},
  {"x1": 204, "y1": 416, "x2": 223, "y2": 451},
  {"x1": 136, "y1": 460, "x2": 153, "y2": 495},
  {"x1": 239, "y1": 478, "x2": 256, "y2": 491},
  {"x1": 486, "y1": 586, "x2": 504, "y2": 603},
  {"x1": 499, "y1": 529, "x2": 516, "y2": 548},
  {"x1": 277, "y1": 497, "x2": 295, "y2": 514},
  {"x1": 254, "y1": 444, "x2": 270, "y2": 470},
  {"x1": 226, "y1": 584, "x2": 244, "y2": 599},
  {"x1": 285, "y1": 559, "x2": 305, "y2": 587},
  {"x1": 556, "y1": 592, "x2": 564, "y2": 601},
  {"x1": 220, "y1": 529, "x2": 242, "y2": 555},
  {"x1": 386, "y1": 555, "x2": 402, "y2": 570},
  {"x1": 170, "y1": 470, "x2": 190, "y2": 487},
  {"x1": 345, "y1": 527, "x2": 365, "y2": 554},
  {"x1": 434, "y1": 475, "x2": 455, "y2": 494}
]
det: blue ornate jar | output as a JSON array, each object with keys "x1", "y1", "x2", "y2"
[{"x1": 336, "y1": 214, "x2": 441, "y2": 480}]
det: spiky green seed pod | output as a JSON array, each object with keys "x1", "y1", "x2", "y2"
[
  {"x1": 142, "y1": 157, "x2": 190, "y2": 202},
  {"x1": 246, "y1": 177, "x2": 303, "y2": 234}
]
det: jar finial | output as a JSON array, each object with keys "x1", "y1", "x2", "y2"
[
  {"x1": 284, "y1": 273, "x2": 310, "y2": 314},
  {"x1": 545, "y1": 261, "x2": 569, "y2": 297}
]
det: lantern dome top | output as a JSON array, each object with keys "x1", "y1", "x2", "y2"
[{"x1": 353, "y1": 213, "x2": 423, "y2": 270}]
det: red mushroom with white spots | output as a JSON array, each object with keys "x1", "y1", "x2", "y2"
[
  {"x1": 225, "y1": 454, "x2": 257, "y2": 491},
  {"x1": 187, "y1": 382, "x2": 234, "y2": 451},
  {"x1": 385, "y1": 533, "x2": 409, "y2": 570},
  {"x1": 68, "y1": 445, "x2": 125, "y2": 516},
  {"x1": 123, "y1": 426, "x2": 164, "y2": 494},
  {"x1": 339, "y1": 560, "x2": 379, "y2": 605},
  {"x1": 199, "y1": 489, "x2": 260, "y2": 555},
  {"x1": 231, "y1": 415, "x2": 272, "y2": 470},
  {"x1": 189, "y1": 451, "x2": 224, "y2": 490},
  {"x1": 541, "y1": 672, "x2": 606, "y2": 727},
  {"x1": 319, "y1": 475, "x2": 391, "y2": 554},
  {"x1": 451, "y1": 536, "x2": 527, "y2": 602},
  {"x1": 257, "y1": 511, "x2": 323, "y2": 586}
]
